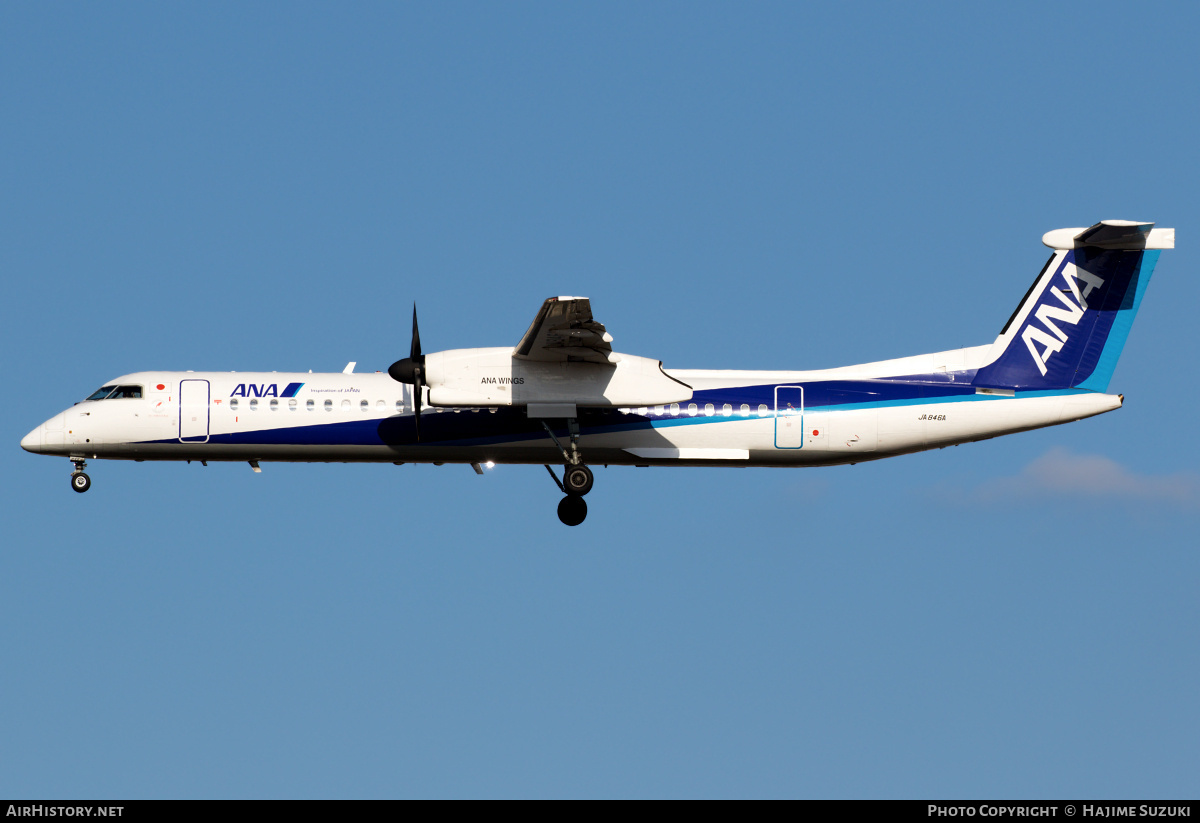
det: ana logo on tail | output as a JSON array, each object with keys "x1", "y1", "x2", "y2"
[{"x1": 1022, "y1": 262, "x2": 1105, "y2": 376}]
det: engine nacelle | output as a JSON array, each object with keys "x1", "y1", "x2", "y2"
[{"x1": 424, "y1": 347, "x2": 692, "y2": 407}]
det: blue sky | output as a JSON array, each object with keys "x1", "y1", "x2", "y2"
[{"x1": 2, "y1": 2, "x2": 1197, "y2": 798}]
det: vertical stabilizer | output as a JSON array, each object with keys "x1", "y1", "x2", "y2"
[{"x1": 972, "y1": 221, "x2": 1172, "y2": 392}]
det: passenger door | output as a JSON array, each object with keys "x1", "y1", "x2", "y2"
[
  {"x1": 179, "y1": 379, "x2": 210, "y2": 443},
  {"x1": 774, "y1": 385, "x2": 804, "y2": 449}
]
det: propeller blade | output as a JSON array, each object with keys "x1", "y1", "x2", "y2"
[
  {"x1": 412, "y1": 366, "x2": 422, "y2": 442},
  {"x1": 385, "y1": 302, "x2": 427, "y2": 442},
  {"x1": 411, "y1": 304, "x2": 422, "y2": 360}
]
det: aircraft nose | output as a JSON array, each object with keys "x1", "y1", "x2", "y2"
[{"x1": 21, "y1": 424, "x2": 44, "y2": 454}]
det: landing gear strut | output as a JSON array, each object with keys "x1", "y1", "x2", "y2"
[
  {"x1": 542, "y1": 418, "x2": 595, "y2": 526},
  {"x1": 70, "y1": 458, "x2": 91, "y2": 493}
]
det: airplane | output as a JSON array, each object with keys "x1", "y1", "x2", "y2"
[{"x1": 21, "y1": 220, "x2": 1173, "y2": 525}]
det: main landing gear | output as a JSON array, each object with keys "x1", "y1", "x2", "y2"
[
  {"x1": 563, "y1": 464, "x2": 594, "y2": 496},
  {"x1": 542, "y1": 418, "x2": 593, "y2": 526},
  {"x1": 70, "y1": 458, "x2": 91, "y2": 493},
  {"x1": 546, "y1": 464, "x2": 593, "y2": 526}
]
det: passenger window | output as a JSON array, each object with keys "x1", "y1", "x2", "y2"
[
  {"x1": 230, "y1": 398, "x2": 238, "y2": 411},
  {"x1": 704, "y1": 403, "x2": 715, "y2": 416},
  {"x1": 360, "y1": 399, "x2": 369, "y2": 412},
  {"x1": 687, "y1": 403, "x2": 698, "y2": 417},
  {"x1": 307, "y1": 399, "x2": 315, "y2": 411},
  {"x1": 249, "y1": 398, "x2": 258, "y2": 410},
  {"x1": 740, "y1": 404, "x2": 750, "y2": 416},
  {"x1": 289, "y1": 399, "x2": 297, "y2": 411},
  {"x1": 758, "y1": 404, "x2": 769, "y2": 416},
  {"x1": 269, "y1": 399, "x2": 278, "y2": 411},
  {"x1": 395, "y1": 399, "x2": 404, "y2": 413},
  {"x1": 324, "y1": 399, "x2": 333, "y2": 411},
  {"x1": 376, "y1": 400, "x2": 385, "y2": 409},
  {"x1": 654, "y1": 405, "x2": 664, "y2": 416},
  {"x1": 670, "y1": 403, "x2": 680, "y2": 416},
  {"x1": 341, "y1": 399, "x2": 351, "y2": 410},
  {"x1": 722, "y1": 403, "x2": 732, "y2": 417}
]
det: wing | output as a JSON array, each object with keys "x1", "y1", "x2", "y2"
[{"x1": 513, "y1": 296, "x2": 617, "y2": 364}]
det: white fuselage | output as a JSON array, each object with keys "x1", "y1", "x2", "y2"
[{"x1": 20, "y1": 345, "x2": 1122, "y2": 469}]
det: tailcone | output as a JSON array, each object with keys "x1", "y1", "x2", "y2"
[{"x1": 1058, "y1": 392, "x2": 1123, "y2": 423}]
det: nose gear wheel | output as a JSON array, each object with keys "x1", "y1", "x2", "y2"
[{"x1": 69, "y1": 458, "x2": 91, "y2": 493}]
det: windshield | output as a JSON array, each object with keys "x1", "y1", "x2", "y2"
[{"x1": 84, "y1": 384, "x2": 142, "y2": 401}]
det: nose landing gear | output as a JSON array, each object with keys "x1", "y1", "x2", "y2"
[{"x1": 70, "y1": 458, "x2": 91, "y2": 493}]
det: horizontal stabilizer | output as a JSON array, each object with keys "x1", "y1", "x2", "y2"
[{"x1": 1043, "y1": 220, "x2": 1174, "y2": 250}]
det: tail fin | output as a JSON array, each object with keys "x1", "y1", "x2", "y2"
[{"x1": 973, "y1": 220, "x2": 1173, "y2": 392}]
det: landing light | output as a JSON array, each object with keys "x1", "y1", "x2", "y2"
[{"x1": 485, "y1": 461, "x2": 495, "y2": 469}]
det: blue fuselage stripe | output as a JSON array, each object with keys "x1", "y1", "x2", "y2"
[{"x1": 138, "y1": 377, "x2": 1091, "y2": 448}]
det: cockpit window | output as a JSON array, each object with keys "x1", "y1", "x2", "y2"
[{"x1": 84, "y1": 385, "x2": 142, "y2": 401}]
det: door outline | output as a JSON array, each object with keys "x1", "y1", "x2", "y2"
[
  {"x1": 179, "y1": 379, "x2": 210, "y2": 443},
  {"x1": 774, "y1": 385, "x2": 804, "y2": 449}
]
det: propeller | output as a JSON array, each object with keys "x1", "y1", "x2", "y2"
[{"x1": 387, "y1": 304, "x2": 426, "y2": 441}]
